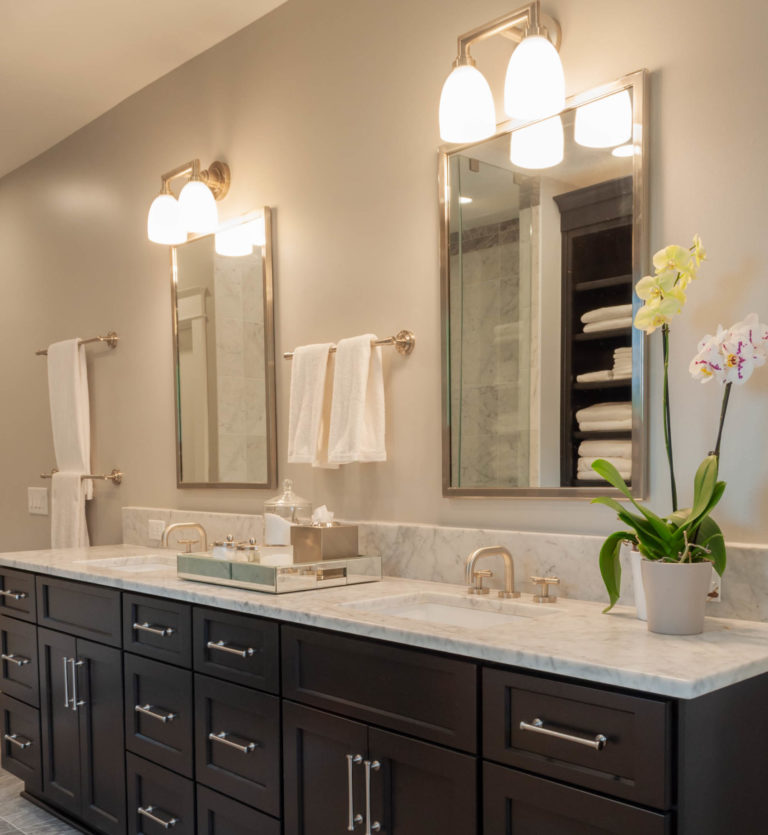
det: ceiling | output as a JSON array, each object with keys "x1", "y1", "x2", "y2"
[{"x1": 0, "y1": 0, "x2": 288, "y2": 179}]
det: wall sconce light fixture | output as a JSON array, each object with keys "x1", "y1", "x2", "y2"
[
  {"x1": 439, "y1": 2, "x2": 565, "y2": 144},
  {"x1": 147, "y1": 159, "x2": 230, "y2": 245}
]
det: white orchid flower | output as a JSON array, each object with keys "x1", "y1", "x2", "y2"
[{"x1": 690, "y1": 314, "x2": 768, "y2": 385}]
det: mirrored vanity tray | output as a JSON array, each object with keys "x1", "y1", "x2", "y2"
[{"x1": 177, "y1": 553, "x2": 382, "y2": 594}]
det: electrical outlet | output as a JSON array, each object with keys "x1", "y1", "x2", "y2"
[
  {"x1": 148, "y1": 519, "x2": 167, "y2": 542},
  {"x1": 708, "y1": 566, "x2": 722, "y2": 604},
  {"x1": 28, "y1": 487, "x2": 49, "y2": 516}
]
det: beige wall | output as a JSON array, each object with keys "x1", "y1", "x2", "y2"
[{"x1": 1, "y1": 0, "x2": 767, "y2": 550}]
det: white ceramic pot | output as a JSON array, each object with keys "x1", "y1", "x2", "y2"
[
  {"x1": 640, "y1": 559, "x2": 712, "y2": 635},
  {"x1": 628, "y1": 547, "x2": 647, "y2": 621}
]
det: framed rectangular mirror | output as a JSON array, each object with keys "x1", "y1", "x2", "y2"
[
  {"x1": 439, "y1": 70, "x2": 648, "y2": 497},
  {"x1": 171, "y1": 207, "x2": 277, "y2": 488}
]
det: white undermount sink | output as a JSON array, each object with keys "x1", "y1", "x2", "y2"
[
  {"x1": 340, "y1": 591, "x2": 557, "y2": 629},
  {"x1": 73, "y1": 555, "x2": 176, "y2": 573}
]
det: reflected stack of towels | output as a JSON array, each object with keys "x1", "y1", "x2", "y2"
[
  {"x1": 575, "y1": 401, "x2": 632, "y2": 432},
  {"x1": 575, "y1": 347, "x2": 633, "y2": 383},
  {"x1": 580, "y1": 303, "x2": 633, "y2": 334},
  {"x1": 576, "y1": 439, "x2": 633, "y2": 482}
]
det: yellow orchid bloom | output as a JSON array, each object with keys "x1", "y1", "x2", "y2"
[
  {"x1": 636, "y1": 270, "x2": 677, "y2": 302},
  {"x1": 691, "y1": 234, "x2": 707, "y2": 267},
  {"x1": 634, "y1": 295, "x2": 684, "y2": 334},
  {"x1": 652, "y1": 244, "x2": 692, "y2": 275}
]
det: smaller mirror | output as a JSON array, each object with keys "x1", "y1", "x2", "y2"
[{"x1": 172, "y1": 208, "x2": 277, "y2": 488}]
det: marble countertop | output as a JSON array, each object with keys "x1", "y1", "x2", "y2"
[{"x1": 2, "y1": 544, "x2": 768, "y2": 699}]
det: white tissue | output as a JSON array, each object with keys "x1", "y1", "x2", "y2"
[
  {"x1": 264, "y1": 513, "x2": 293, "y2": 546},
  {"x1": 311, "y1": 505, "x2": 335, "y2": 526}
]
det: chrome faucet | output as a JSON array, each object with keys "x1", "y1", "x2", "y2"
[
  {"x1": 161, "y1": 522, "x2": 208, "y2": 553},
  {"x1": 465, "y1": 546, "x2": 520, "y2": 599}
]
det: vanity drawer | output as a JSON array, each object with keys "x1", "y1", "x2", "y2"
[
  {"x1": 193, "y1": 607, "x2": 279, "y2": 693},
  {"x1": 282, "y1": 625, "x2": 477, "y2": 753},
  {"x1": 483, "y1": 668, "x2": 671, "y2": 809},
  {"x1": 123, "y1": 593, "x2": 191, "y2": 667},
  {"x1": 0, "y1": 694, "x2": 41, "y2": 793},
  {"x1": 196, "y1": 786, "x2": 280, "y2": 835},
  {"x1": 483, "y1": 762, "x2": 671, "y2": 834},
  {"x1": 0, "y1": 569, "x2": 36, "y2": 623},
  {"x1": 0, "y1": 615, "x2": 39, "y2": 707},
  {"x1": 36, "y1": 576, "x2": 121, "y2": 647},
  {"x1": 124, "y1": 654, "x2": 194, "y2": 777},
  {"x1": 126, "y1": 753, "x2": 195, "y2": 835},
  {"x1": 194, "y1": 673, "x2": 281, "y2": 816}
]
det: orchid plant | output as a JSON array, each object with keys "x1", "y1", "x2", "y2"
[{"x1": 592, "y1": 236, "x2": 768, "y2": 611}]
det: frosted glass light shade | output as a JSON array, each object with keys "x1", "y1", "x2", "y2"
[
  {"x1": 215, "y1": 223, "x2": 254, "y2": 257},
  {"x1": 439, "y1": 65, "x2": 496, "y2": 143},
  {"x1": 510, "y1": 116, "x2": 564, "y2": 169},
  {"x1": 147, "y1": 193, "x2": 185, "y2": 244},
  {"x1": 574, "y1": 90, "x2": 632, "y2": 148},
  {"x1": 179, "y1": 180, "x2": 218, "y2": 234},
  {"x1": 504, "y1": 35, "x2": 565, "y2": 121}
]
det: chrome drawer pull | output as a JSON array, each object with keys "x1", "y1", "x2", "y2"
[
  {"x1": 206, "y1": 639, "x2": 255, "y2": 658},
  {"x1": 0, "y1": 589, "x2": 27, "y2": 600},
  {"x1": 1, "y1": 653, "x2": 29, "y2": 667},
  {"x1": 520, "y1": 717, "x2": 608, "y2": 751},
  {"x1": 133, "y1": 622, "x2": 175, "y2": 638},
  {"x1": 208, "y1": 731, "x2": 259, "y2": 754},
  {"x1": 138, "y1": 805, "x2": 178, "y2": 829},
  {"x1": 4, "y1": 733, "x2": 32, "y2": 750},
  {"x1": 364, "y1": 760, "x2": 381, "y2": 834},
  {"x1": 135, "y1": 704, "x2": 177, "y2": 723},
  {"x1": 70, "y1": 659, "x2": 85, "y2": 712},
  {"x1": 63, "y1": 656, "x2": 71, "y2": 708},
  {"x1": 346, "y1": 753, "x2": 363, "y2": 830}
]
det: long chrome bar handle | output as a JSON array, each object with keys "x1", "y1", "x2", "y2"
[
  {"x1": 137, "y1": 805, "x2": 178, "y2": 829},
  {"x1": 206, "y1": 640, "x2": 255, "y2": 658},
  {"x1": 0, "y1": 589, "x2": 27, "y2": 600},
  {"x1": 62, "y1": 656, "x2": 70, "y2": 708},
  {"x1": 364, "y1": 760, "x2": 381, "y2": 834},
  {"x1": 1, "y1": 653, "x2": 29, "y2": 667},
  {"x1": 519, "y1": 717, "x2": 608, "y2": 751},
  {"x1": 208, "y1": 731, "x2": 259, "y2": 754},
  {"x1": 133, "y1": 622, "x2": 175, "y2": 638},
  {"x1": 4, "y1": 733, "x2": 32, "y2": 750},
  {"x1": 346, "y1": 753, "x2": 363, "y2": 830},
  {"x1": 70, "y1": 659, "x2": 86, "y2": 712},
  {"x1": 135, "y1": 704, "x2": 177, "y2": 723}
]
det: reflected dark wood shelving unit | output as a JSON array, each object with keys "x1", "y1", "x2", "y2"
[{"x1": 555, "y1": 177, "x2": 633, "y2": 487}]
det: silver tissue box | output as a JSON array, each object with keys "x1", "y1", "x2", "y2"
[{"x1": 290, "y1": 523, "x2": 359, "y2": 563}]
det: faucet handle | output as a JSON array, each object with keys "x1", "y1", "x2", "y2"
[
  {"x1": 468, "y1": 568, "x2": 493, "y2": 596},
  {"x1": 531, "y1": 576, "x2": 560, "y2": 603},
  {"x1": 176, "y1": 537, "x2": 199, "y2": 554}
]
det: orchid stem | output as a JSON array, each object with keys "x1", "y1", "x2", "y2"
[
  {"x1": 713, "y1": 382, "x2": 732, "y2": 461},
  {"x1": 662, "y1": 324, "x2": 678, "y2": 511}
]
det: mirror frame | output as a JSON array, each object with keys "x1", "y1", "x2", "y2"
[
  {"x1": 438, "y1": 70, "x2": 649, "y2": 498},
  {"x1": 170, "y1": 206, "x2": 278, "y2": 489}
]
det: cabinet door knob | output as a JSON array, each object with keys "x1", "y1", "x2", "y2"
[
  {"x1": 208, "y1": 730, "x2": 259, "y2": 754},
  {"x1": 135, "y1": 704, "x2": 177, "y2": 723},
  {"x1": 346, "y1": 753, "x2": 363, "y2": 830},
  {"x1": 133, "y1": 621, "x2": 175, "y2": 638},
  {"x1": 0, "y1": 589, "x2": 27, "y2": 600},
  {"x1": 1, "y1": 653, "x2": 29, "y2": 667},
  {"x1": 206, "y1": 639, "x2": 255, "y2": 658},
  {"x1": 519, "y1": 717, "x2": 607, "y2": 750},
  {"x1": 364, "y1": 760, "x2": 381, "y2": 834},
  {"x1": 70, "y1": 659, "x2": 86, "y2": 712},
  {"x1": 137, "y1": 805, "x2": 178, "y2": 829}
]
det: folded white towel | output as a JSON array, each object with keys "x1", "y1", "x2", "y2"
[
  {"x1": 578, "y1": 456, "x2": 632, "y2": 472},
  {"x1": 579, "y1": 439, "x2": 632, "y2": 457},
  {"x1": 614, "y1": 347, "x2": 632, "y2": 355},
  {"x1": 576, "y1": 402, "x2": 632, "y2": 422},
  {"x1": 583, "y1": 317, "x2": 633, "y2": 333},
  {"x1": 577, "y1": 470, "x2": 631, "y2": 481},
  {"x1": 612, "y1": 371, "x2": 632, "y2": 380},
  {"x1": 287, "y1": 343, "x2": 338, "y2": 468},
  {"x1": 578, "y1": 418, "x2": 633, "y2": 431},
  {"x1": 328, "y1": 334, "x2": 386, "y2": 464},
  {"x1": 576, "y1": 370, "x2": 613, "y2": 383},
  {"x1": 47, "y1": 339, "x2": 92, "y2": 548},
  {"x1": 581, "y1": 304, "x2": 633, "y2": 325}
]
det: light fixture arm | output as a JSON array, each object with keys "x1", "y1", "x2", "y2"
[
  {"x1": 158, "y1": 159, "x2": 231, "y2": 201},
  {"x1": 455, "y1": 2, "x2": 561, "y2": 67}
]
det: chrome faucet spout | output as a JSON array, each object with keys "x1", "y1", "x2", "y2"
[
  {"x1": 161, "y1": 522, "x2": 208, "y2": 552},
  {"x1": 465, "y1": 546, "x2": 520, "y2": 599}
]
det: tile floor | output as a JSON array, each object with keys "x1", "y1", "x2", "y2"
[{"x1": 0, "y1": 771, "x2": 78, "y2": 834}]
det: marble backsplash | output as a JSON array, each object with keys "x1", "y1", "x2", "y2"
[{"x1": 122, "y1": 507, "x2": 768, "y2": 623}]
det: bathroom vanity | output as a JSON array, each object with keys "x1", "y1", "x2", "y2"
[{"x1": 0, "y1": 546, "x2": 767, "y2": 834}]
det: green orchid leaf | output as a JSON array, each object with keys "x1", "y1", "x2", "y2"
[
  {"x1": 694, "y1": 516, "x2": 727, "y2": 576},
  {"x1": 688, "y1": 455, "x2": 719, "y2": 523},
  {"x1": 688, "y1": 481, "x2": 727, "y2": 536},
  {"x1": 592, "y1": 497, "x2": 671, "y2": 554},
  {"x1": 668, "y1": 508, "x2": 690, "y2": 529},
  {"x1": 599, "y1": 531, "x2": 632, "y2": 613}
]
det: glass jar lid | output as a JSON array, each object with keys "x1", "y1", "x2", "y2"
[{"x1": 264, "y1": 479, "x2": 312, "y2": 523}]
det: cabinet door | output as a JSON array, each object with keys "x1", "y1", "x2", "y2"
[
  {"x1": 76, "y1": 639, "x2": 126, "y2": 835},
  {"x1": 38, "y1": 627, "x2": 80, "y2": 818},
  {"x1": 0, "y1": 615, "x2": 39, "y2": 707},
  {"x1": 368, "y1": 727, "x2": 477, "y2": 835},
  {"x1": 283, "y1": 701, "x2": 367, "y2": 835}
]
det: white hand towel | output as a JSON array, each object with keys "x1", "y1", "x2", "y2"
[
  {"x1": 578, "y1": 456, "x2": 632, "y2": 472},
  {"x1": 575, "y1": 402, "x2": 632, "y2": 423},
  {"x1": 583, "y1": 317, "x2": 633, "y2": 333},
  {"x1": 578, "y1": 418, "x2": 633, "y2": 431},
  {"x1": 328, "y1": 334, "x2": 386, "y2": 464},
  {"x1": 47, "y1": 339, "x2": 92, "y2": 548},
  {"x1": 578, "y1": 440, "x2": 632, "y2": 458},
  {"x1": 577, "y1": 470, "x2": 632, "y2": 481},
  {"x1": 581, "y1": 304, "x2": 633, "y2": 324},
  {"x1": 287, "y1": 343, "x2": 338, "y2": 468},
  {"x1": 575, "y1": 370, "x2": 613, "y2": 383}
]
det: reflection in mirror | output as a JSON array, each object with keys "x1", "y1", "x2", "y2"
[
  {"x1": 172, "y1": 208, "x2": 276, "y2": 488},
  {"x1": 440, "y1": 72, "x2": 647, "y2": 497}
]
